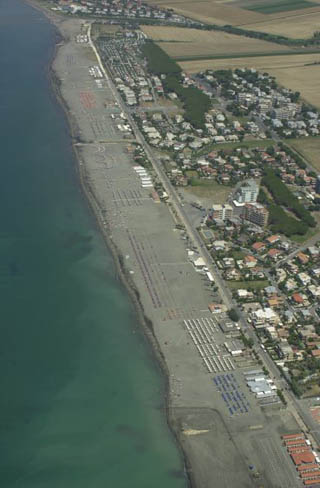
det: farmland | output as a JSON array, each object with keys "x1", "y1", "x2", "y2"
[
  {"x1": 288, "y1": 137, "x2": 320, "y2": 171},
  {"x1": 145, "y1": 0, "x2": 266, "y2": 25},
  {"x1": 179, "y1": 52, "x2": 320, "y2": 72},
  {"x1": 145, "y1": 0, "x2": 320, "y2": 27},
  {"x1": 266, "y1": 63, "x2": 320, "y2": 109},
  {"x1": 242, "y1": 11, "x2": 320, "y2": 39},
  {"x1": 141, "y1": 26, "x2": 295, "y2": 58},
  {"x1": 242, "y1": 0, "x2": 317, "y2": 15}
]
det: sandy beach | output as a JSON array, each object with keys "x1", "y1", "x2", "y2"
[{"x1": 24, "y1": 3, "x2": 307, "y2": 487}]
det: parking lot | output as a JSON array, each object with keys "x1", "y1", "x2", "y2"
[{"x1": 214, "y1": 373, "x2": 251, "y2": 417}]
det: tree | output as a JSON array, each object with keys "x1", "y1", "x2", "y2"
[{"x1": 228, "y1": 308, "x2": 239, "y2": 322}]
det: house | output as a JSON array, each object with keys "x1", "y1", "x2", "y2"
[
  {"x1": 308, "y1": 284, "x2": 320, "y2": 298},
  {"x1": 285, "y1": 278, "x2": 298, "y2": 291},
  {"x1": 292, "y1": 293, "x2": 304, "y2": 306},
  {"x1": 252, "y1": 242, "x2": 266, "y2": 252},
  {"x1": 308, "y1": 246, "x2": 320, "y2": 258},
  {"x1": 266, "y1": 235, "x2": 280, "y2": 245},
  {"x1": 268, "y1": 248, "x2": 282, "y2": 260},
  {"x1": 251, "y1": 307, "x2": 279, "y2": 326},
  {"x1": 268, "y1": 297, "x2": 283, "y2": 309},
  {"x1": 193, "y1": 257, "x2": 206, "y2": 269},
  {"x1": 298, "y1": 272, "x2": 311, "y2": 286},
  {"x1": 244, "y1": 255, "x2": 257, "y2": 268},
  {"x1": 212, "y1": 240, "x2": 227, "y2": 251},
  {"x1": 237, "y1": 289, "x2": 254, "y2": 299},
  {"x1": 279, "y1": 340, "x2": 294, "y2": 360},
  {"x1": 208, "y1": 303, "x2": 226, "y2": 314},
  {"x1": 296, "y1": 251, "x2": 309, "y2": 265},
  {"x1": 265, "y1": 285, "x2": 277, "y2": 296}
]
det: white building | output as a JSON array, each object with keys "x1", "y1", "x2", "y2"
[{"x1": 235, "y1": 179, "x2": 259, "y2": 204}]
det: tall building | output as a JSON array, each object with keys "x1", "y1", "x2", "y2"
[
  {"x1": 316, "y1": 175, "x2": 320, "y2": 194},
  {"x1": 243, "y1": 203, "x2": 268, "y2": 227},
  {"x1": 211, "y1": 204, "x2": 233, "y2": 221},
  {"x1": 235, "y1": 179, "x2": 259, "y2": 204}
]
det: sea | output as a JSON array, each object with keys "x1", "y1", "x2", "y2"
[{"x1": 0, "y1": 1, "x2": 187, "y2": 487}]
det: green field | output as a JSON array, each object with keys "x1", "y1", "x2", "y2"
[
  {"x1": 184, "y1": 179, "x2": 231, "y2": 202},
  {"x1": 228, "y1": 280, "x2": 269, "y2": 290},
  {"x1": 245, "y1": 0, "x2": 316, "y2": 14},
  {"x1": 195, "y1": 138, "x2": 273, "y2": 157}
]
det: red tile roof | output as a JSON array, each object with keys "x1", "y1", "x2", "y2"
[
  {"x1": 292, "y1": 293, "x2": 304, "y2": 304},
  {"x1": 291, "y1": 451, "x2": 315, "y2": 465}
]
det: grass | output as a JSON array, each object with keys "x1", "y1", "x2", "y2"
[
  {"x1": 302, "y1": 382, "x2": 320, "y2": 398},
  {"x1": 228, "y1": 280, "x2": 269, "y2": 290},
  {"x1": 184, "y1": 180, "x2": 231, "y2": 202},
  {"x1": 241, "y1": 12, "x2": 320, "y2": 40},
  {"x1": 195, "y1": 138, "x2": 273, "y2": 156},
  {"x1": 141, "y1": 26, "x2": 292, "y2": 59},
  {"x1": 92, "y1": 23, "x2": 122, "y2": 38},
  {"x1": 175, "y1": 48, "x2": 320, "y2": 62},
  {"x1": 185, "y1": 170, "x2": 198, "y2": 178},
  {"x1": 179, "y1": 52, "x2": 320, "y2": 75},
  {"x1": 266, "y1": 64, "x2": 320, "y2": 109},
  {"x1": 287, "y1": 137, "x2": 320, "y2": 171},
  {"x1": 245, "y1": 0, "x2": 317, "y2": 14},
  {"x1": 231, "y1": 250, "x2": 246, "y2": 260},
  {"x1": 149, "y1": 2, "x2": 263, "y2": 27},
  {"x1": 291, "y1": 227, "x2": 319, "y2": 243}
]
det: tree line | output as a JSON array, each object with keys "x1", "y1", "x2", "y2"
[{"x1": 141, "y1": 41, "x2": 210, "y2": 129}]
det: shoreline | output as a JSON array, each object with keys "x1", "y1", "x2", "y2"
[{"x1": 25, "y1": 1, "x2": 193, "y2": 485}]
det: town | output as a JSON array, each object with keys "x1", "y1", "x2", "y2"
[
  {"x1": 43, "y1": 1, "x2": 320, "y2": 486},
  {"x1": 88, "y1": 25, "x2": 320, "y2": 402}
]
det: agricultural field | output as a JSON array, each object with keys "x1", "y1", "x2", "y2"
[
  {"x1": 241, "y1": 11, "x2": 320, "y2": 39},
  {"x1": 238, "y1": 0, "x2": 318, "y2": 15},
  {"x1": 91, "y1": 23, "x2": 122, "y2": 38},
  {"x1": 146, "y1": 0, "x2": 320, "y2": 26},
  {"x1": 145, "y1": 0, "x2": 266, "y2": 25},
  {"x1": 141, "y1": 26, "x2": 294, "y2": 58},
  {"x1": 179, "y1": 53, "x2": 320, "y2": 108},
  {"x1": 179, "y1": 52, "x2": 320, "y2": 71},
  {"x1": 266, "y1": 63, "x2": 320, "y2": 109},
  {"x1": 287, "y1": 137, "x2": 320, "y2": 171}
]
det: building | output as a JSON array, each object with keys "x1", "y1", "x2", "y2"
[
  {"x1": 211, "y1": 203, "x2": 233, "y2": 221},
  {"x1": 316, "y1": 175, "x2": 320, "y2": 194},
  {"x1": 243, "y1": 203, "x2": 268, "y2": 227},
  {"x1": 232, "y1": 200, "x2": 245, "y2": 217},
  {"x1": 244, "y1": 255, "x2": 257, "y2": 268},
  {"x1": 224, "y1": 340, "x2": 244, "y2": 356},
  {"x1": 235, "y1": 179, "x2": 259, "y2": 203},
  {"x1": 272, "y1": 104, "x2": 298, "y2": 120},
  {"x1": 219, "y1": 321, "x2": 240, "y2": 337}
]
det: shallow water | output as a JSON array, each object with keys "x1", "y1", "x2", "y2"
[{"x1": 0, "y1": 1, "x2": 186, "y2": 486}]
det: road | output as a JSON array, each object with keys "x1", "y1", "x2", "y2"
[{"x1": 275, "y1": 229, "x2": 320, "y2": 268}]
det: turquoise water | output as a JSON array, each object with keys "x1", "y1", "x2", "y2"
[{"x1": 0, "y1": 1, "x2": 186, "y2": 486}]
